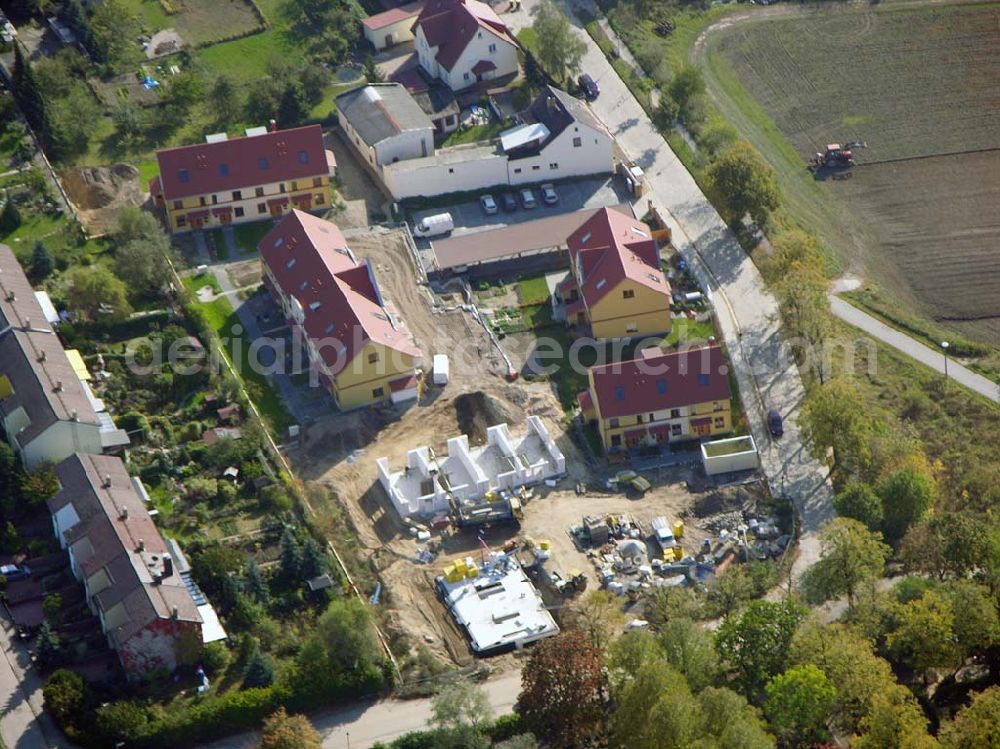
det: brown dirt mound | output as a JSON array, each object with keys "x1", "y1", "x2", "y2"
[
  {"x1": 454, "y1": 391, "x2": 515, "y2": 445},
  {"x1": 58, "y1": 164, "x2": 145, "y2": 234}
]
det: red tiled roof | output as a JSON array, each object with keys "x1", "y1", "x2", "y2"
[
  {"x1": 390, "y1": 374, "x2": 419, "y2": 392},
  {"x1": 363, "y1": 1, "x2": 423, "y2": 30},
  {"x1": 155, "y1": 125, "x2": 329, "y2": 201},
  {"x1": 567, "y1": 207, "x2": 670, "y2": 309},
  {"x1": 589, "y1": 345, "x2": 731, "y2": 420},
  {"x1": 414, "y1": 0, "x2": 515, "y2": 72},
  {"x1": 260, "y1": 211, "x2": 421, "y2": 375}
]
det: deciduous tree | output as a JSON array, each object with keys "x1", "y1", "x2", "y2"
[
  {"x1": 938, "y1": 686, "x2": 1000, "y2": 749},
  {"x1": 259, "y1": 707, "x2": 322, "y2": 749},
  {"x1": 801, "y1": 377, "x2": 874, "y2": 480},
  {"x1": 853, "y1": 685, "x2": 939, "y2": 749},
  {"x1": 878, "y1": 467, "x2": 935, "y2": 544},
  {"x1": 714, "y1": 599, "x2": 805, "y2": 700},
  {"x1": 887, "y1": 589, "x2": 959, "y2": 683},
  {"x1": 531, "y1": 0, "x2": 587, "y2": 83},
  {"x1": 698, "y1": 686, "x2": 775, "y2": 749},
  {"x1": 657, "y1": 616, "x2": 719, "y2": 691},
  {"x1": 667, "y1": 66, "x2": 705, "y2": 117},
  {"x1": 705, "y1": 141, "x2": 780, "y2": 227},
  {"x1": 764, "y1": 664, "x2": 837, "y2": 747},
  {"x1": 609, "y1": 659, "x2": 700, "y2": 749},
  {"x1": 313, "y1": 597, "x2": 382, "y2": 672},
  {"x1": 834, "y1": 482, "x2": 883, "y2": 532},
  {"x1": 900, "y1": 512, "x2": 991, "y2": 580},
  {"x1": 90, "y1": 0, "x2": 141, "y2": 68},
  {"x1": 518, "y1": 631, "x2": 606, "y2": 747},
  {"x1": 803, "y1": 518, "x2": 889, "y2": 608},
  {"x1": 64, "y1": 266, "x2": 131, "y2": 321}
]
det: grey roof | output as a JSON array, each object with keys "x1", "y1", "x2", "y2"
[
  {"x1": 0, "y1": 244, "x2": 101, "y2": 448},
  {"x1": 528, "y1": 85, "x2": 608, "y2": 142},
  {"x1": 336, "y1": 83, "x2": 434, "y2": 146},
  {"x1": 49, "y1": 454, "x2": 201, "y2": 654}
]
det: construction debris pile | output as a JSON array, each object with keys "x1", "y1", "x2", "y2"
[{"x1": 569, "y1": 504, "x2": 791, "y2": 599}]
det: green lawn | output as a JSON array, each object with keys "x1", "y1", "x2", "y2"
[
  {"x1": 136, "y1": 159, "x2": 159, "y2": 184},
  {"x1": 234, "y1": 220, "x2": 275, "y2": 254},
  {"x1": 659, "y1": 318, "x2": 717, "y2": 348},
  {"x1": 517, "y1": 275, "x2": 552, "y2": 306},
  {"x1": 191, "y1": 295, "x2": 294, "y2": 432},
  {"x1": 182, "y1": 272, "x2": 222, "y2": 297},
  {"x1": 441, "y1": 120, "x2": 507, "y2": 147},
  {"x1": 197, "y1": 30, "x2": 297, "y2": 83}
]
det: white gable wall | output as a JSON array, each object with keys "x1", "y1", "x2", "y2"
[
  {"x1": 508, "y1": 122, "x2": 613, "y2": 185},
  {"x1": 445, "y1": 28, "x2": 518, "y2": 91}
]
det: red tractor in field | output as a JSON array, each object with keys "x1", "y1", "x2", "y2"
[{"x1": 812, "y1": 143, "x2": 855, "y2": 168}]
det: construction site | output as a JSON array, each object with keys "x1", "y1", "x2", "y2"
[{"x1": 279, "y1": 224, "x2": 787, "y2": 669}]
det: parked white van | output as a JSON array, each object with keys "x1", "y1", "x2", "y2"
[{"x1": 413, "y1": 212, "x2": 454, "y2": 238}]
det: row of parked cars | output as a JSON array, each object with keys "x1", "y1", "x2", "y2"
[{"x1": 480, "y1": 183, "x2": 558, "y2": 215}]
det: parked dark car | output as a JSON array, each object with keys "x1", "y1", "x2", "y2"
[
  {"x1": 767, "y1": 409, "x2": 783, "y2": 438},
  {"x1": 578, "y1": 73, "x2": 600, "y2": 101},
  {"x1": 501, "y1": 193, "x2": 518, "y2": 212},
  {"x1": 0, "y1": 564, "x2": 31, "y2": 582}
]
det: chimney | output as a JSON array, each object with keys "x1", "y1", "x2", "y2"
[
  {"x1": 5, "y1": 291, "x2": 14, "y2": 302},
  {"x1": 171, "y1": 606, "x2": 179, "y2": 619},
  {"x1": 162, "y1": 553, "x2": 173, "y2": 578},
  {"x1": 53, "y1": 380, "x2": 62, "y2": 393},
  {"x1": 120, "y1": 506, "x2": 129, "y2": 521},
  {"x1": 103, "y1": 474, "x2": 112, "y2": 488},
  {"x1": 70, "y1": 409, "x2": 78, "y2": 422},
  {"x1": 37, "y1": 350, "x2": 46, "y2": 363},
  {"x1": 137, "y1": 538, "x2": 145, "y2": 552},
  {"x1": 269, "y1": 119, "x2": 277, "y2": 132}
]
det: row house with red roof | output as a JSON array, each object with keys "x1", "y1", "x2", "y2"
[
  {"x1": 413, "y1": 0, "x2": 519, "y2": 91},
  {"x1": 555, "y1": 207, "x2": 672, "y2": 340},
  {"x1": 579, "y1": 345, "x2": 732, "y2": 453},
  {"x1": 150, "y1": 124, "x2": 336, "y2": 234},
  {"x1": 259, "y1": 211, "x2": 423, "y2": 411}
]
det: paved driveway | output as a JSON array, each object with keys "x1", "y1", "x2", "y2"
[{"x1": 504, "y1": 0, "x2": 834, "y2": 579}]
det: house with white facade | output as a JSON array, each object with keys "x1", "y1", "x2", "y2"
[
  {"x1": 336, "y1": 84, "x2": 435, "y2": 175},
  {"x1": 362, "y1": 1, "x2": 423, "y2": 51},
  {"x1": 380, "y1": 85, "x2": 614, "y2": 199},
  {"x1": 413, "y1": 0, "x2": 519, "y2": 91},
  {"x1": 376, "y1": 416, "x2": 565, "y2": 519}
]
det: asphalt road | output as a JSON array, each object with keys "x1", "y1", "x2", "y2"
[
  {"x1": 200, "y1": 670, "x2": 523, "y2": 749},
  {"x1": 830, "y1": 296, "x2": 1000, "y2": 405}
]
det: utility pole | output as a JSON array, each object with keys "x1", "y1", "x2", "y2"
[{"x1": 941, "y1": 341, "x2": 949, "y2": 379}]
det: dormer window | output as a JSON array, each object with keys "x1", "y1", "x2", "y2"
[
  {"x1": 615, "y1": 386, "x2": 625, "y2": 401},
  {"x1": 298, "y1": 150, "x2": 309, "y2": 164},
  {"x1": 656, "y1": 379, "x2": 667, "y2": 394},
  {"x1": 178, "y1": 168, "x2": 189, "y2": 183},
  {"x1": 698, "y1": 374, "x2": 710, "y2": 387},
  {"x1": 286, "y1": 258, "x2": 296, "y2": 270},
  {"x1": 259, "y1": 157, "x2": 269, "y2": 170},
  {"x1": 218, "y1": 163, "x2": 229, "y2": 176}
]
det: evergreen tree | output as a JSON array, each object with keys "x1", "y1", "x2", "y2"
[
  {"x1": 36, "y1": 620, "x2": 61, "y2": 666},
  {"x1": 59, "y1": 0, "x2": 96, "y2": 60},
  {"x1": 278, "y1": 83, "x2": 308, "y2": 128},
  {"x1": 30, "y1": 240, "x2": 54, "y2": 281},
  {"x1": 242, "y1": 642, "x2": 274, "y2": 689},
  {"x1": 244, "y1": 560, "x2": 269, "y2": 604},
  {"x1": 279, "y1": 526, "x2": 302, "y2": 583},
  {"x1": 0, "y1": 199, "x2": 21, "y2": 234},
  {"x1": 219, "y1": 572, "x2": 242, "y2": 612},
  {"x1": 11, "y1": 45, "x2": 47, "y2": 135},
  {"x1": 299, "y1": 538, "x2": 327, "y2": 580}
]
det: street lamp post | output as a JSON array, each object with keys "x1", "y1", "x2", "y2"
[{"x1": 941, "y1": 341, "x2": 950, "y2": 379}]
